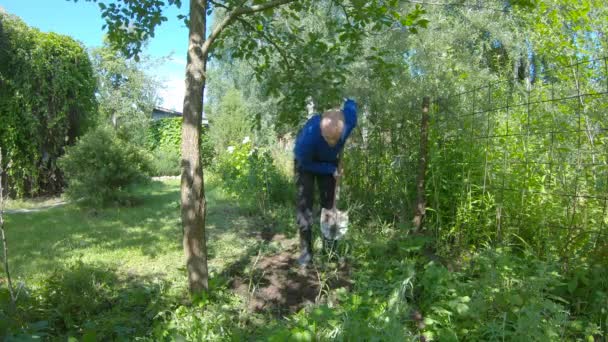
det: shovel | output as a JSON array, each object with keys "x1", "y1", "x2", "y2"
[{"x1": 320, "y1": 162, "x2": 348, "y2": 254}]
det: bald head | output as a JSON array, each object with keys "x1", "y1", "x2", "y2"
[{"x1": 320, "y1": 109, "x2": 345, "y2": 147}]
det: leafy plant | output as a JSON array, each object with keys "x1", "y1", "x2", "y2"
[
  {"x1": 59, "y1": 127, "x2": 151, "y2": 206},
  {"x1": 215, "y1": 138, "x2": 293, "y2": 212},
  {"x1": 2, "y1": 260, "x2": 171, "y2": 341}
]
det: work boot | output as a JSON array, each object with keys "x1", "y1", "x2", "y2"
[{"x1": 298, "y1": 229, "x2": 313, "y2": 267}]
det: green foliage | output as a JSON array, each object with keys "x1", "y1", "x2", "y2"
[
  {"x1": 148, "y1": 117, "x2": 182, "y2": 152},
  {"x1": 215, "y1": 138, "x2": 293, "y2": 212},
  {"x1": 0, "y1": 12, "x2": 97, "y2": 197},
  {"x1": 413, "y1": 248, "x2": 608, "y2": 341},
  {"x1": 150, "y1": 285, "x2": 243, "y2": 341},
  {"x1": 207, "y1": 87, "x2": 252, "y2": 153},
  {"x1": 417, "y1": 250, "x2": 564, "y2": 341},
  {"x1": 59, "y1": 127, "x2": 151, "y2": 206},
  {"x1": 90, "y1": 43, "x2": 160, "y2": 146},
  {"x1": 2, "y1": 261, "x2": 171, "y2": 340},
  {"x1": 147, "y1": 117, "x2": 215, "y2": 176},
  {"x1": 214, "y1": 1, "x2": 429, "y2": 127},
  {"x1": 71, "y1": 0, "x2": 184, "y2": 59},
  {"x1": 149, "y1": 148, "x2": 181, "y2": 177}
]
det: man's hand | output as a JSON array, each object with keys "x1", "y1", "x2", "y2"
[{"x1": 333, "y1": 168, "x2": 342, "y2": 180}]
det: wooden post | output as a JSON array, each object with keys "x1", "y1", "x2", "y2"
[{"x1": 413, "y1": 97, "x2": 430, "y2": 232}]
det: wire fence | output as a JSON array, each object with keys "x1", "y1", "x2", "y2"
[{"x1": 427, "y1": 57, "x2": 608, "y2": 259}]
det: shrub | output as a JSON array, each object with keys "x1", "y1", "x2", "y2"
[
  {"x1": 59, "y1": 127, "x2": 151, "y2": 206},
  {"x1": 215, "y1": 137, "x2": 293, "y2": 211},
  {"x1": 0, "y1": 12, "x2": 97, "y2": 197},
  {"x1": 149, "y1": 148, "x2": 181, "y2": 177},
  {"x1": 414, "y1": 249, "x2": 595, "y2": 341}
]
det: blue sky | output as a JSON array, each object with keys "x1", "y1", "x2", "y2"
[{"x1": 1, "y1": 0, "x2": 199, "y2": 111}]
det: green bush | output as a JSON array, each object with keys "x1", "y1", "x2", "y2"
[
  {"x1": 215, "y1": 137, "x2": 293, "y2": 211},
  {"x1": 147, "y1": 118, "x2": 182, "y2": 152},
  {"x1": 412, "y1": 248, "x2": 608, "y2": 341},
  {"x1": 147, "y1": 118, "x2": 215, "y2": 175},
  {"x1": 59, "y1": 127, "x2": 151, "y2": 206},
  {"x1": 150, "y1": 285, "x2": 243, "y2": 341},
  {"x1": 149, "y1": 148, "x2": 181, "y2": 177},
  {"x1": 0, "y1": 12, "x2": 97, "y2": 197}
]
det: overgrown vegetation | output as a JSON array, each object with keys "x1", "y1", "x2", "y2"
[
  {"x1": 0, "y1": 11, "x2": 97, "y2": 197},
  {"x1": 215, "y1": 138, "x2": 293, "y2": 213},
  {"x1": 2, "y1": 0, "x2": 608, "y2": 340}
]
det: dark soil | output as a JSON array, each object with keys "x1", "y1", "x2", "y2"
[{"x1": 231, "y1": 233, "x2": 352, "y2": 315}]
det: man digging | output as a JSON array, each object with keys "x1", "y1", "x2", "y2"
[{"x1": 294, "y1": 98, "x2": 358, "y2": 267}]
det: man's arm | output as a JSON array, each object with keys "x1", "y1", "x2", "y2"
[
  {"x1": 296, "y1": 139, "x2": 337, "y2": 174},
  {"x1": 341, "y1": 99, "x2": 358, "y2": 141}
]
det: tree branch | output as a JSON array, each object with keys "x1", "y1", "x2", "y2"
[
  {"x1": 337, "y1": 3, "x2": 353, "y2": 27},
  {"x1": 208, "y1": 0, "x2": 229, "y2": 11},
  {"x1": 402, "y1": 0, "x2": 507, "y2": 13},
  {"x1": 202, "y1": 0, "x2": 296, "y2": 54},
  {"x1": 235, "y1": 17, "x2": 293, "y2": 69}
]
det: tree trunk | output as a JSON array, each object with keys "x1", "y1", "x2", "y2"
[
  {"x1": 413, "y1": 96, "x2": 430, "y2": 232},
  {"x1": 0, "y1": 148, "x2": 16, "y2": 309},
  {"x1": 181, "y1": 0, "x2": 208, "y2": 295}
]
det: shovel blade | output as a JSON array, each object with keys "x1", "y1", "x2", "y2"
[{"x1": 320, "y1": 208, "x2": 349, "y2": 240}]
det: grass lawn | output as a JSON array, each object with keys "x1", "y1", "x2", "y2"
[
  {"x1": 5, "y1": 196, "x2": 67, "y2": 211},
  {"x1": 1, "y1": 176, "x2": 305, "y2": 340},
  {"x1": 4, "y1": 177, "x2": 266, "y2": 285}
]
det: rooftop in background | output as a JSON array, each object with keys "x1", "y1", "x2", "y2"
[{"x1": 152, "y1": 107, "x2": 209, "y2": 127}]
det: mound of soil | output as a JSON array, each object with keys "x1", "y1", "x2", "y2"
[{"x1": 231, "y1": 234, "x2": 352, "y2": 315}]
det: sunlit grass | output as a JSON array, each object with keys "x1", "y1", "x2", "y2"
[
  {"x1": 3, "y1": 177, "x2": 261, "y2": 285},
  {"x1": 4, "y1": 195, "x2": 67, "y2": 211}
]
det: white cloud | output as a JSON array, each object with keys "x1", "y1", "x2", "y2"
[
  {"x1": 159, "y1": 76, "x2": 185, "y2": 112},
  {"x1": 155, "y1": 57, "x2": 209, "y2": 113}
]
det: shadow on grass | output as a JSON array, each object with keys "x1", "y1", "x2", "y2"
[{"x1": 2, "y1": 260, "x2": 177, "y2": 341}]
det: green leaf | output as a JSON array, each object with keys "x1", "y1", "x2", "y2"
[
  {"x1": 417, "y1": 18, "x2": 429, "y2": 28},
  {"x1": 567, "y1": 277, "x2": 578, "y2": 293}
]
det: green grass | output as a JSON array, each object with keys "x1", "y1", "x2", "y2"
[
  {"x1": 4, "y1": 177, "x2": 262, "y2": 284},
  {"x1": 4, "y1": 195, "x2": 67, "y2": 211},
  {"x1": 2, "y1": 176, "x2": 290, "y2": 340}
]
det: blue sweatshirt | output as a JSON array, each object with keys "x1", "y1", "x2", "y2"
[{"x1": 294, "y1": 99, "x2": 358, "y2": 174}]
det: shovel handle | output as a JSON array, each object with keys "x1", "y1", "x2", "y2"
[{"x1": 333, "y1": 153, "x2": 343, "y2": 210}]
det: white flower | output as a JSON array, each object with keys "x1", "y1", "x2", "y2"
[
  {"x1": 242, "y1": 136, "x2": 251, "y2": 144},
  {"x1": 227, "y1": 146, "x2": 235, "y2": 154}
]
